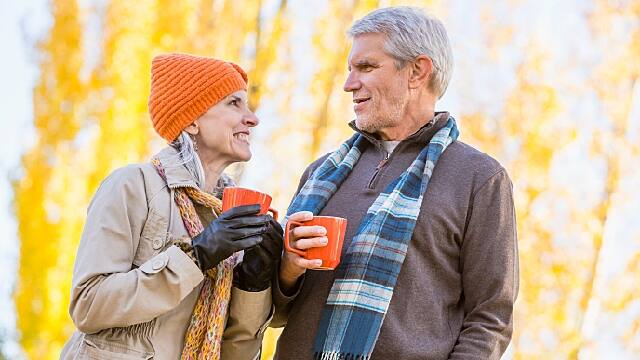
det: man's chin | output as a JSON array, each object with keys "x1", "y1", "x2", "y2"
[{"x1": 355, "y1": 118, "x2": 374, "y2": 133}]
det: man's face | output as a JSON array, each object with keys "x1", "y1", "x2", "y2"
[{"x1": 344, "y1": 33, "x2": 411, "y2": 138}]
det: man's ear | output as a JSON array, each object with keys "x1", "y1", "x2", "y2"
[
  {"x1": 408, "y1": 55, "x2": 433, "y2": 89},
  {"x1": 183, "y1": 122, "x2": 199, "y2": 135}
]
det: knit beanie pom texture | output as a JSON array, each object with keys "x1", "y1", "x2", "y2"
[{"x1": 148, "y1": 53, "x2": 248, "y2": 142}]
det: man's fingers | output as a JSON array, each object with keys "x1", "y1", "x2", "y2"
[
  {"x1": 291, "y1": 256, "x2": 323, "y2": 269},
  {"x1": 288, "y1": 211, "x2": 314, "y2": 222},
  {"x1": 291, "y1": 224, "x2": 327, "y2": 237},
  {"x1": 291, "y1": 225, "x2": 327, "y2": 240},
  {"x1": 292, "y1": 236, "x2": 328, "y2": 250}
]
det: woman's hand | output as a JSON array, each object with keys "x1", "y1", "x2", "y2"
[
  {"x1": 279, "y1": 211, "x2": 327, "y2": 293},
  {"x1": 192, "y1": 204, "x2": 271, "y2": 272},
  {"x1": 234, "y1": 217, "x2": 283, "y2": 292}
]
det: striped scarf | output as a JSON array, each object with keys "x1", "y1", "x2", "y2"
[
  {"x1": 152, "y1": 158, "x2": 238, "y2": 360},
  {"x1": 286, "y1": 117, "x2": 459, "y2": 360}
]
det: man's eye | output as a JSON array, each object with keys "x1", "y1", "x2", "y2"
[{"x1": 229, "y1": 99, "x2": 238, "y2": 106}]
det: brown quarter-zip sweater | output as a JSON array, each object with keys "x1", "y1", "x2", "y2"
[{"x1": 272, "y1": 112, "x2": 519, "y2": 360}]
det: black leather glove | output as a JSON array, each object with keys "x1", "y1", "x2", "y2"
[
  {"x1": 234, "y1": 217, "x2": 284, "y2": 292},
  {"x1": 192, "y1": 204, "x2": 272, "y2": 272}
]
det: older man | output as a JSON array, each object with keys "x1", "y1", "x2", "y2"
[{"x1": 273, "y1": 6, "x2": 518, "y2": 360}]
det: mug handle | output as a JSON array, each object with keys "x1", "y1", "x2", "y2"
[
  {"x1": 268, "y1": 207, "x2": 279, "y2": 221},
  {"x1": 284, "y1": 220, "x2": 307, "y2": 257}
]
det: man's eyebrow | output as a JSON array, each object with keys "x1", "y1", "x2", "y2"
[
  {"x1": 354, "y1": 58, "x2": 380, "y2": 68},
  {"x1": 348, "y1": 58, "x2": 379, "y2": 71},
  {"x1": 355, "y1": 58, "x2": 376, "y2": 65}
]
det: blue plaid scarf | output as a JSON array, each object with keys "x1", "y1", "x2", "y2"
[{"x1": 285, "y1": 117, "x2": 459, "y2": 360}]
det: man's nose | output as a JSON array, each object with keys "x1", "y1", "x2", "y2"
[{"x1": 343, "y1": 71, "x2": 360, "y2": 92}]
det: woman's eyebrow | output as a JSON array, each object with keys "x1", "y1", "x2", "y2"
[{"x1": 228, "y1": 94, "x2": 245, "y2": 104}]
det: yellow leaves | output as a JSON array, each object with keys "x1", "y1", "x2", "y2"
[
  {"x1": 15, "y1": 1, "x2": 640, "y2": 358},
  {"x1": 458, "y1": 113, "x2": 502, "y2": 157},
  {"x1": 461, "y1": 36, "x2": 596, "y2": 357},
  {"x1": 599, "y1": 244, "x2": 640, "y2": 353},
  {"x1": 16, "y1": 1, "x2": 300, "y2": 357},
  {"x1": 590, "y1": 1, "x2": 640, "y2": 134},
  {"x1": 14, "y1": 0, "x2": 87, "y2": 357},
  {"x1": 495, "y1": 1, "x2": 640, "y2": 356},
  {"x1": 261, "y1": 328, "x2": 283, "y2": 360},
  {"x1": 478, "y1": 5, "x2": 515, "y2": 63},
  {"x1": 580, "y1": 4, "x2": 640, "y2": 354},
  {"x1": 264, "y1": 1, "x2": 382, "y2": 209},
  {"x1": 306, "y1": 1, "x2": 380, "y2": 157},
  {"x1": 247, "y1": 0, "x2": 290, "y2": 111},
  {"x1": 606, "y1": 258, "x2": 639, "y2": 312}
]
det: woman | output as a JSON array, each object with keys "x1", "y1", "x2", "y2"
[{"x1": 61, "y1": 53, "x2": 282, "y2": 359}]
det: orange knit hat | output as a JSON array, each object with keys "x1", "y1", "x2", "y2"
[{"x1": 148, "y1": 53, "x2": 248, "y2": 142}]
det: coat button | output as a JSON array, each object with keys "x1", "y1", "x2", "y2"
[
  {"x1": 152, "y1": 238, "x2": 163, "y2": 250},
  {"x1": 152, "y1": 259, "x2": 165, "y2": 270}
]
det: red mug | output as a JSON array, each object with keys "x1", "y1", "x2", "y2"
[
  {"x1": 222, "y1": 187, "x2": 278, "y2": 220},
  {"x1": 284, "y1": 216, "x2": 347, "y2": 270}
]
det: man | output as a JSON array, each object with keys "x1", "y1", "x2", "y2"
[{"x1": 273, "y1": 6, "x2": 518, "y2": 360}]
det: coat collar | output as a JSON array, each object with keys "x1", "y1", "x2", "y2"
[
  {"x1": 154, "y1": 146, "x2": 200, "y2": 190},
  {"x1": 154, "y1": 146, "x2": 236, "y2": 196}
]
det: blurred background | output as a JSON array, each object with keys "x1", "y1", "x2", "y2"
[{"x1": 1, "y1": 0, "x2": 639, "y2": 359}]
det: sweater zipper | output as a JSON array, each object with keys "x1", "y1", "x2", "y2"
[{"x1": 367, "y1": 151, "x2": 390, "y2": 189}]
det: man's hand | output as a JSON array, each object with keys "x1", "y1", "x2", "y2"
[{"x1": 279, "y1": 211, "x2": 328, "y2": 293}]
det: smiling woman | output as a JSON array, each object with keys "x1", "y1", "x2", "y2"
[
  {"x1": 59, "y1": 53, "x2": 282, "y2": 360},
  {"x1": 182, "y1": 91, "x2": 259, "y2": 188}
]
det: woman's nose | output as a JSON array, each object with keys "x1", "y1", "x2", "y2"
[{"x1": 243, "y1": 111, "x2": 259, "y2": 127}]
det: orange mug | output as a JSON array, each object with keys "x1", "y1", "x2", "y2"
[
  {"x1": 284, "y1": 216, "x2": 347, "y2": 270},
  {"x1": 222, "y1": 187, "x2": 278, "y2": 220}
]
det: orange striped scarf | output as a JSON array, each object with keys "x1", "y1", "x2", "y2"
[{"x1": 152, "y1": 158, "x2": 238, "y2": 360}]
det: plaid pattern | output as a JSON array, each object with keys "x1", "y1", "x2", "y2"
[{"x1": 286, "y1": 118, "x2": 459, "y2": 360}]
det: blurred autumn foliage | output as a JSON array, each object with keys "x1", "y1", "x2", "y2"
[{"x1": 12, "y1": 0, "x2": 640, "y2": 359}]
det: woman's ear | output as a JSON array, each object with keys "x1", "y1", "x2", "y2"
[
  {"x1": 408, "y1": 55, "x2": 433, "y2": 89},
  {"x1": 183, "y1": 122, "x2": 200, "y2": 135}
]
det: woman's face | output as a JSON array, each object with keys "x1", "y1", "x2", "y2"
[{"x1": 191, "y1": 90, "x2": 259, "y2": 164}]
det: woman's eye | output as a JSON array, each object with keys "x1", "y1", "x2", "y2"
[{"x1": 230, "y1": 99, "x2": 238, "y2": 106}]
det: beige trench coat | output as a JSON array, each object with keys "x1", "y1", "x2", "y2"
[{"x1": 60, "y1": 147, "x2": 272, "y2": 359}]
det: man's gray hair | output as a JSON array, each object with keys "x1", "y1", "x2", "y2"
[{"x1": 348, "y1": 6, "x2": 453, "y2": 99}]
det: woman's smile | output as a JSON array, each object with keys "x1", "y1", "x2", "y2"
[{"x1": 233, "y1": 131, "x2": 250, "y2": 144}]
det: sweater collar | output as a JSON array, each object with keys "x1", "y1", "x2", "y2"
[{"x1": 348, "y1": 111, "x2": 451, "y2": 150}]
